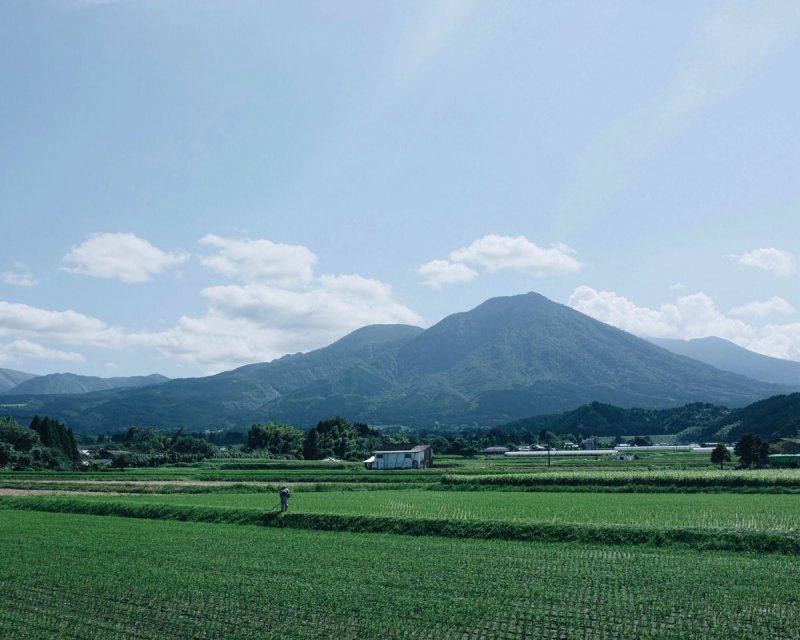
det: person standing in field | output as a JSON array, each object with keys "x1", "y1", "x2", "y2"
[{"x1": 279, "y1": 485, "x2": 291, "y2": 512}]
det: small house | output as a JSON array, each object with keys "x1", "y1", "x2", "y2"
[{"x1": 365, "y1": 444, "x2": 432, "y2": 470}]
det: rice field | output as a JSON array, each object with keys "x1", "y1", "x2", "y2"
[
  {"x1": 2, "y1": 510, "x2": 799, "y2": 640},
  {"x1": 25, "y1": 489, "x2": 800, "y2": 534},
  {"x1": 3, "y1": 460, "x2": 800, "y2": 638}
]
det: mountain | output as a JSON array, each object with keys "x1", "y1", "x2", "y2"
[
  {"x1": 648, "y1": 336, "x2": 800, "y2": 387},
  {"x1": 3, "y1": 293, "x2": 793, "y2": 434},
  {"x1": 0, "y1": 368, "x2": 37, "y2": 393},
  {"x1": 3, "y1": 372, "x2": 170, "y2": 396}
]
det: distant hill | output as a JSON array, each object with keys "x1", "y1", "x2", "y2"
[
  {"x1": 648, "y1": 337, "x2": 800, "y2": 387},
  {"x1": 0, "y1": 368, "x2": 37, "y2": 393},
  {"x1": 3, "y1": 373, "x2": 169, "y2": 395},
  {"x1": 3, "y1": 293, "x2": 793, "y2": 434},
  {"x1": 501, "y1": 401, "x2": 731, "y2": 438},
  {"x1": 701, "y1": 392, "x2": 800, "y2": 442}
]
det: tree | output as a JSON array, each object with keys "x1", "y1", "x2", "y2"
[
  {"x1": 170, "y1": 435, "x2": 217, "y2": 458},
  {"x1": 734, "y1": 433, "x2": 769, "y2": 468},
  {"x1": 0, "y1": 419, "x2": 40, "y2": 451},
  {"x1": 303, "y1": 417, "x2": 384, "y2": 460},
  {"x1": 710, "y1": 443, "x2": 731, "y2": 470},
  {"x1": 29, "y1": 416, "x2": 80, "y2": 464},
  {"x1": 246, "y1": 423, "x2": 305, "y2": 458}
]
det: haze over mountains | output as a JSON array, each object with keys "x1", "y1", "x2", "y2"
[
  {"x1": 1, "y1": 373, "x2": 169, "y2": 396},
  {"x1": 648, "y1": 337, "x2": 800, "y2": 387},
  {"x1": 0, "y1": 368, "x2": 37, "y2": 393},
  {"x1": 2, "y1": 292, "x2": 796, "y2": 434}
]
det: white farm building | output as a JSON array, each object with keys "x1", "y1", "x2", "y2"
[{"x1": 364, "y1": 444, "x2": 433, "y2": 470}]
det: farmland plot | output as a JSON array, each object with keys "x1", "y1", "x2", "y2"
[
  {"x1": 26, "y1": 489, "x2": 800, "y2": 534},
  {"x1": 1, "y1": 510, "x2": 799, "y2": 640}
]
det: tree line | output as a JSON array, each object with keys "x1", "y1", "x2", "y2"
[{"x1": 0, "y1": 415, "x2": 80, "y2": 470}]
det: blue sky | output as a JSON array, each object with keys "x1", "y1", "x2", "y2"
[{"x1": 1, "y1": 0, "x2": 799, "y2": 379}]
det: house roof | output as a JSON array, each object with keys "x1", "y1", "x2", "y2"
[{"x1": 374, "y1": 444, "x2": 431, "y2": 454}]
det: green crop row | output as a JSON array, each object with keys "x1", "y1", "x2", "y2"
[
  {"x1": 22, "y1": 488, "x2": 799, "y2": 534},
  {"x1": 2, "y1": 510, "x2": 798, "y2": 639},
  {"x1": 443, "y1": 468, "x2": 800, "y2": 491},
  {"x1": 2, "y1": 495, "x2": 799, "y2": 555}
]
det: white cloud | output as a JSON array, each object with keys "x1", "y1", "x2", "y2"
[
  {"x1": 62, "y1": 232, "x2": 189, "y2": 283},
  {"x1": 730, "y1": 296, "x2": 795, "y2": 318},
  {"x1": 451, "y1": 235, "x2": 581, "y2": 274},
  {"x1": 731, "y1": 248, "x2": 797, "y2": 277},
  {"x1": 129, "y1": 263, "x2": 423, "y2": 373},
  {"x1": 418, "y1": 260, "x2": 479, "y2": 289},
  {"x1": 568, "y1": 286, "x2": 755, "y2": 342},
  {"x1": 567, "y1": 286, "x2": 800, "y2": 362},
  {"x1": 199, "y1": 234, "x2": 317, "y2": 286},
  {"x1": 2, "y1": 270, "x2": 37, "y2": 287},
  {"x1": 0, "y1": 340, "x2": 85, "y2": 365},
  {"x1": 419, "y1": 234, "x2": 580, "y2": 287},
  {"x1": 747, "y1": 323, "x2": 800, "y2": 362},
  {"x1": 0, "y1": 301, "x2": 123, "y2": 347}
]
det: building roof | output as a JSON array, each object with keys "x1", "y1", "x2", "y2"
[{"x1": 373, "y1": 444, "x2": 431, "y2": 454}]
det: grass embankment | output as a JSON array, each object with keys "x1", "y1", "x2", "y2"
[{"x1": 2, "y1": 494, "x2": 798, "y2": 555}]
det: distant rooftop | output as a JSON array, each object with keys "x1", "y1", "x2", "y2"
[{"x1": 374, "y1": 444, "x2": 430, "y2": 453}]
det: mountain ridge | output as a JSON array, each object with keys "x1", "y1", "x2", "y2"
[
  {"x1": 3, "y1": 292, "x2": 794, "y2": 433},
  {"x1": 1, "y1": 372, "x2": 170, "y2": 396},
  {"x1": 648, "y1": 336, "x2": 800, "y2": 387}
]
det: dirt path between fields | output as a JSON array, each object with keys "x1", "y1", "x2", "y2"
[
  {"x1": 0, "y1": 488, "x2": 130, "y2": 496},
  {"x1": 16, "y1": 480, "x2": 286, "y2": 486}
]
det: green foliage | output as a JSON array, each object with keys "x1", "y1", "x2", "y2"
[
  {"x1": 170, "y1": 433, "x2": 217, "y2": 458},
  {"x1": 710, "y1": 443, "x2": 731, "y2": 470},
  {"x1": 246, "y1": 422, "x2": 305, "y2": 458},
  {"x1": 29, "y1": 415, "x2": 80, "y2": 462},
  {"x1": 0, "y1": 416, "x2": 79, "y2": 470},
  {"x1": 303, "y1": 416, "x2": 384, "y2": 461},
  {"x1": 708, "y1": 393, "x2": 800, "y2": 442},
  {"x1": 503, "y1": 401, "x2": 730, "y2": 439},
  {"x1": 0, "y1": 418, "x2": 40, "y2": 452},
  {"x1": 734, "y1": 433, "x2": 770, "y2": 469},
  {"x1": 118, "y1": 426, "x2": 170, "y2": 453}
]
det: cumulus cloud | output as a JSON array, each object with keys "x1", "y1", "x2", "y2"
[
  {"x1": 0, "y1": 339, "x2": 85, "y2": 365},
  {"x1": 199, "y1": 234, "x2": 317, "y2": 286},
  {"x1": 419, "y1": 234, "x2": 580, "y2": 288},
  {"x1": 568, "y1": 286, "x2": 755, "y2": 342},
  {"x1": 568, "y1": 286, "x2": 800, "y2": 362},
  {"x1": 0, "y1": 301, "x2": 123, "y2": 346},
  {"x1": 132, "y1": 276, "x2": 422, "y2": 373},
  {"x1": 418, "y1": 260, "x2": 479, "y2": 289},
  {"x1": 62, "y1": 232, "x2": 189, "y2": 283},
  {"x1": 731, "y1": 248, "x2": 796, "y2": 277},
  {"x1": 126, "y1": 235, "x2": 424, "y2": 372},
  {"x1": 730, "y1": 296, "x2": 795, "y2": 318},
  {"x1": 747, "y1": 322, "x2": 800, "y2": 362},
  {"x1": 451, "y1": 235, "x2": 581, "y2": 274}
]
